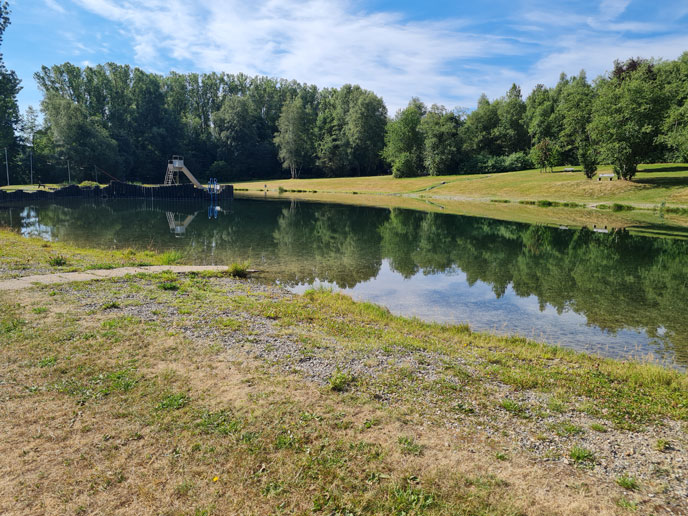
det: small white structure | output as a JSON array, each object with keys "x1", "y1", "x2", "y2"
[{"x1": 164, "y1": 155, "x2": 203, "y2": 189}]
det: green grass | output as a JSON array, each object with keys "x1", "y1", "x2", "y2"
[
  {"x1": 569, "y1": 446, "x2": 595, "y2": 465},
  {"x1": 234, "y1": 163, "x2": 688, "y2": 209},
  {"x1": 227, "y1": 261, "x2": 250, "y2": 278},
  {"x1": 615, "y1": 475, "x2": 639, "y2": 491},
  {"x1": 0, "y1": 229, "x2": 185, "y2": 279},
  {"x1": 329, "y1": 369, "x2": 355, "y2": 392}
]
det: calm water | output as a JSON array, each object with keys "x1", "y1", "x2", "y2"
[{"x1": 1, "y1": 197, "x2": 687, "y2": 368}]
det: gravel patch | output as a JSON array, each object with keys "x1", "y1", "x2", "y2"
[{"x1": 52, "y1": 275, "x2": 688, "y2": 512}]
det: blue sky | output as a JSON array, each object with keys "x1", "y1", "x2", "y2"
[{"x1": 5, "y1": 0, "x2": 688, "y2": 115}]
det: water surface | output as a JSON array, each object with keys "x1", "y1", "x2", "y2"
[{"x1": 1, "y1": 197, "x2": 687, "y2": 367}]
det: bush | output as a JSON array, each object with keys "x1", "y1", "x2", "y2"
[
  {"x1": 577, "y1": 139, "x2": 598, "y2": 179},
  {"x1": 392, "y1": 152, "x2": 421, "y2": 178}
]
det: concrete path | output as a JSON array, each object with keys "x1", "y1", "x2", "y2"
[{"x1": 0, "y1": 265, "x2": 228, "y2": 291}]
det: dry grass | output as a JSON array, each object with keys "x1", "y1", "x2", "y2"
[
  {"x1": 235, "y1": 163, "x2": 688, "y2": 210},
  {"x1": 0, "y1": 286, "x2": 632, "y2": 515}
]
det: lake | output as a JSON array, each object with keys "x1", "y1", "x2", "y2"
[{"x1": 2, "y1": 196, "x2": 687, "y2": 368}]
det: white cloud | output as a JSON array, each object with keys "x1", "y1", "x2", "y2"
[
  {"x1": 44, "y1": 0, "x2": 67, "y2": 14},
  {"x1": 72, "y1": 0, "x2": 526, "y2": 111},
  {"x1": 70, "y1": 0, "x2": 688, "y2": 112}
]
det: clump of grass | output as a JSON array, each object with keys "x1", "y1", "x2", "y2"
[
  {"x1": 156, "y1": 393, "x2": 190, "y2": 410},
  {"x1": 616, "y1": 497, "x2": 638, "y2": 511},
  {"x1": 48, "y1": 255, "x2": 68, "y2": 267},
  {"x1": 398, "y1": 436, "x2": 424, "y2": 456},
  {"x1": 158, "y1": 281, "x2": 179, "y2": 291},
  {"x1": 536, "y1": 200, "x2": 560, "y2": 207},
  {"x1": 616, "y1": 475, "x2": 639, "y2": 491},
  {"x1": 277, "y1": 186, "x2": 285, "y2": 194},
  {"x1": 101, "y1": 301, "x2": 120, "y2": 310},
  {"x1": 655, "y1": 439, "x2": 671, "y2": 452},
  {"x1": 550, "y1": 422, "x2": 584, "y2": 437},
  {"x1": 31, "y1": 307, "x2": 48, "y2": 314},
  {"x1": 227, "y1": 261, "x2": 250, "y2": 278},
  {"x1": 518, "y1": 200, "x2": 536, "y2": 205},
  {"x1": 490, "y1": 199, "x2": 510, "y2": 203},
  {"x1": 495, "y1": 451, "x2": 509, "y2": 461},
  {"x1": 499, "y1": 399, "x2": 529, "y2": 418},
  {"x1": 569, "y1": 446, "x2": 595, "y2": 465},
  {"x1": 611, "y1": 203, "x2": 634, "y2": 212},
  {"x1": 329, "y1": 369, "x2": 355, "y2": 392},
  {"x1": 196, "y1": 410, "x2": 242, "y2": 435},
  {"x1": 159, "y1": 250, "x2": 183, "y2": 265},
  {"x1": 664, "y1": 206, "x2": 688, "y2": 216},
  {"x1": 590, "y1": 423, "x2": 607, "y2": 433},
  {"x1": 389, "y1": 485, "x2": 435, "y2": 512}
]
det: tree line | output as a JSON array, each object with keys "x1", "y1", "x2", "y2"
[{"x1": 0, "y1": 1, "x2": 687, "y2": 184}]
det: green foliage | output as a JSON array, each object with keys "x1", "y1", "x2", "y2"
[
  {"x1": 569, "y1": 446, "x2": 595, "y2": 464},
  {"x1": 159, "y1": 250, "x2": 183, "y2": 265},
  {"x1": 397, "y1": 436, "x2": 424, "y2": 456},
  {"x1": 329, "y1": 369, "x2": 355, "y2": 392},
  {"x1": 616, "y1": 475, "x2": 639, "y2": 491},
  {"x1": 590, "y1": 59, "x2": 666, "y2": 180},
  {"x1": 48, "y1": 254, "x2": 68, "y2": 266},
  {"x1": 382, "y1": 98, "x2": 426, "y2": 178},
  {"x1": 156, "y1": 393, "x2": 190, "y2": 411},
  {"x1": 577, "y1": 138, "x2": 598, "y2": 178},
  {"x1": 274, "y1": 91, "x2": 316, "y2": 179},
  {"x1": 227, "y1": 261, "x2": 250, "y2": 278},
  {"x1": 530, "y1": 138, "x2": 560, "y2": 173}
]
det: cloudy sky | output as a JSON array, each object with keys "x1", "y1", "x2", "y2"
[{"x1": 5, "y1": 0, "x2": 688, "y2": 114}]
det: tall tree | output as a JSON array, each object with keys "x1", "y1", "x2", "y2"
[
  {"x1": 420, "y1": 105, "x2": 464, "y2": 176},
  {"x1": 590, "y1": 59, "x2": 667, "y2": 180},
  {"x1": 0, "y1": 1, "x2": 20, "y2": 157},
  {"x1": 274, "y1": 92, "x2": 315, "y2": 179},
  {"x1": 382, "y1": 98, "x2": 426, "y2": 178}
]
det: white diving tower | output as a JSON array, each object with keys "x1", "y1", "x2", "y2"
[{"x1": 164, "y1": 155, "x2": 203, "y2": 189}]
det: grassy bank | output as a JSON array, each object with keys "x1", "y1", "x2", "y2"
[
  {"x1": 235, "y1": 163, "x2": 688, "y2": 208},
  {"x1": 0, "y1": 232, "x2": 687, "y2": 514},
  {"x1": 0, "y1": 229, "x2": 186, "y2": 279}
]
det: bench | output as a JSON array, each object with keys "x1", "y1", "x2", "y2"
[
  {"x1": 598, "y1": 173, "x2": 614, "y2": 181},
  {"x1": 563, "y1": 167, "x2": 575, "y2": 172}
]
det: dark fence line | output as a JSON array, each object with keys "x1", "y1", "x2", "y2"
[{"x1": 0, "y1": 182, "x2": 234, "y2": 203}]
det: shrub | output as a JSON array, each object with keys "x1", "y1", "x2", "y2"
[
  {"x1": 48, "y1": 255, "x2": 68, "y2": 267},
  {"x1": 227, "y1": 262, "x2": 250, "y2": 278}
]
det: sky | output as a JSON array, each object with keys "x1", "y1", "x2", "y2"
[{"x1": 4, "y1": 0, "x2": 688, "y2": 115}]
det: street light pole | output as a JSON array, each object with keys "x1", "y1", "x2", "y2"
[
  {"x1": 67, "y1": 160, "x2": 71, "y2": 184},
  {"x1": 4, "y1": 147, "x2": 8, "y2": 186}
]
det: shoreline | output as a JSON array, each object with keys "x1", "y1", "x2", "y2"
[{"x1": 0, "y1": 232, "x2": 687, "y2": 513}]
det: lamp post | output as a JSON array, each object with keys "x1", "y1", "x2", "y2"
[{"x1": 4, "y1": 147, "x2": 8, "y2": 186}]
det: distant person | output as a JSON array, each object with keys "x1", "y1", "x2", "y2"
[{"x1": 37, "y1": 178, "x2": 46, "y2": 189}]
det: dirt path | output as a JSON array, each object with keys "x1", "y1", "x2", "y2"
[{"x1": 0, "y1": 265, "x2": 227, "y2": 290}]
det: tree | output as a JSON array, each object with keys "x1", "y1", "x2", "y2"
[
  {"x1": 590, "y1": 59, "x2": 666, "y2": 180},
  {"x1": 345, "y1": 91, "x2": 387, "y2": 175},
  {"x1": 557, "y1": 71, "x2": 595, "y2": 163},
  {"x1": 382, "y1": 98, "x2": 426, "y2": 178},
  {"x1": 530, "y1": 138, "x2": 559, "y2": 173},
  {"x1": 577, "y1": 137, "x2": 598, "y2": 178},
  {"x1": 493, "y1": 84, "x2": 529, "y2": 155},
  {"x1": 0, "y1": 1, "x2": 20, "y2": 155},
  {"x1": 420, "y1": 105, "x2": 464, "y2": 176},
  {"x1": 41, "y1": 91, "x2": 119, "y2": 179},
  {"x1": 274, "y1": 92, "x2": 315, "y2": 179}
]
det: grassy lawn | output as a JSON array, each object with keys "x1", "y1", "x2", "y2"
[
  {"x1": 235, "y1": 163, "x2": 688, "y2": 208},
  {"x1": 0, "y1": 232, "x2": 687, "y2": 514}
]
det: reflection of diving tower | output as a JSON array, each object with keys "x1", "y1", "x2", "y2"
[
  {"x1": 164, "y1": 155, "x2": 203, "y2": 188},
  {"x1": 166, "y1": 211, "x2": 197, "y2": 237}
]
